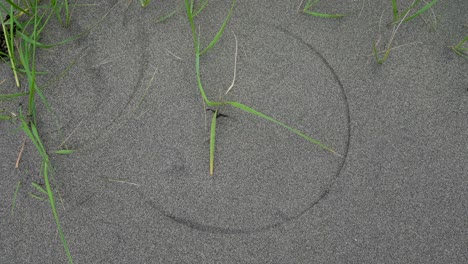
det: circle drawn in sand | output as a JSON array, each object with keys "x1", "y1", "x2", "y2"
[{"x1": 140, "y1": 23, "x2": 351, "y2": 234}]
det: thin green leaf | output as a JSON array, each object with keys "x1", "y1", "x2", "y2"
[
  {"x1": 226, "y1": 101, "x2": 339, "y2": 156},
  {"x1": 454, "y1": 35, "x2": 468, "y2": 50},
  {"x1": 303, "y1": 0, "x2": 344, "y2": 18},
  {"x1": 195, "y1": 34, "x2": 223, "y2": 107},
  {"x1": 209, "y1": 109, "x2": 217, "y2": 175},
  {"x1": 0, "y1": 114, "x2": 12, "y2": 120},
  {"x1": 0, "y1": 92, "x2": 29, "y2": 100},
  {"x1": 199, "y1": 0, "x2": 236, "y2": 56},
  {"x1": 43, "y1": 162, "x2": 73, "y2": 264},
  {"x1": 373, "y1": 42, "x2": 385, "y2": 64},
  {"x1": 304, "y1": 0, "x2": 319, "y2": 10},
  {"x1": 140, "y1": 0, "x2": 151, "y2": 8},
  {"x1": 403, "y1": 0, "x2": 438, "y2": 22},
  {"x1": 5, "y1": 0, "x2": 31, "y2": 15},
  {"x1": 20, "y1": 120, "x2": 44, "y2": 161},
  {"x1": 30, "y1": 123, "x2": 47, "y2": 155},
  {"x1": 29, "y1": 193, "x2": 46, "y2": 201},
  {"x1": 184, "y1": 0, "x2": 197, "y2": 46},
  {"x1": 11, "y1": 180, "x2": 22, "y2": 217},
  {"x1": 16, "y1": 30, "x2": 79, "y2": 49},
  {"x1": 155, "y1": 9, "x2": 178, "y2": 23},
  {"x1": 55, "y1": 149, "x2": 76, "y2": 155},
  {"x1": 193, "y1": 0, "x2": 209, "y2": 17},
  {"x1": 391, "y1": 0, "x2": 399, "y2": 22},
  {"x1": 303, "y1": 10, "x2": 344, "y2": 18},
  {"x1": 32, "y1": 182, "x2": 48, "y2": 195}
]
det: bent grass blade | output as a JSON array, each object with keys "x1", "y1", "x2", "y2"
[
  {"x1": 226, "y1": 101, "x2": 339, "y2": 156},
  {"x1": 199, "y1": 0, "x2": 236, "y2": 56},
  {"x1": 303, "y1": 0, "x2": 345, "y2": 19},
  {"x1": 19, "y1": 114, "x2": 74, "y2": 264},
  {"x1": 403, "y1": 0, "x2": 439, "y2": 23}
]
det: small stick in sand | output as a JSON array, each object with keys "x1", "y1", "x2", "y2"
[{"x1": 15, "y1": 137, "x2": 26, "y2": 169}]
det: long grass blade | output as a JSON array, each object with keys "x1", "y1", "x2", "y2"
[
  {"x1": 303, "y1": 10, "x2": 344, "y2": 18},
  {"x1": 32, "y1": 182, "x2": 48, "y2": 195},
  {"x1": 55, "y1": 149, "x2": 76, "y2": 155},
  {"x1": 43, "y1": 162, "x2": 73, "y2": 264},
  {"x1": 11, "y1": 180, "x2": 21, "y2": 217},
  {"x1": 195, "y1": 34, "x2": 223, "y2": 107},
  {"x1": 184, "y1": 0, "x2": 197, "y2": 48},
  {"x1": 155, "y1": 9, "x2": 177, "y2": 23},
  {"x1": 303, "y1": 0, "x2": 344, "y2": 18},
  {"x1": 193, "y1": 0, "x2": 209, "y2": 17},
  {"x1": 391, "y1": 0, "x2": 399, "y2": 22},
  {"x1": 4, "y1": 0, "x2": 31, "y2": 15},
  {"x1": 226, "y1": 101, "x2": 339, "y2": 156},
  {"x1": 209, "y1": 109, "x2": 217, "y2": 175},
  {"x1": 0, "y1": 92, "x2": 29, "y2": 100},
  {"x1": 403, "y1": 0, "x2": 438, "y2": 22},
  {"x1": 199, "y1": 0, "x2": 236, "y2": 56},
  {"x1": 29, "y1": 192, "x2": 46, "y2": 201}
]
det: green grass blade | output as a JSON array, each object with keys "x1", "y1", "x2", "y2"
[
  {"x1": 30, "y1": 123, "x2": 47, "y2": 156},
  {"x1": 226, "y1": 101, "x2": 339, "y2": 155},
  {"x1": 20, "y1": 121, "x2": 47, "y2": 162},
  {"x1": 193, "y1": 0, "x2": 209, "y2": 17},
  {"x1": 34, "y1": 86, "x2": 53, "y2": 114},
  {"x1": 1, "y1": 13, "x2": 20, "y2": 86},
  {"x1": 55, "y1": 149, "x2": 76, "y2": 155},
  {"x1": 155, "y1": 9, "x2": 178, "y2": 23},
  {"x1": 11, "y1": 180, "x2": 22, "y2": 217},
  {"x1": 210, "y1": 109, "x2": 217, "y2": 175},
  {"x1": 43, "y1": 162, "x2": 73, "y2": 264},
  {"x1": 199, "y1": 0, "x2": 236, "y2": 56},
  {"x1": 454, "y1": 35, "x2": 468, "y2": 50},
  {"x1": 195, "y1": 35, "x2": 223, "y2": 107},
  {"x1": 184, "y1": 0, "x2": 197, "y2": 47},
  {"x1": 32, "y1": 182, "x2": 48, "y2": 195},
  {"x1": 303, "y1": 0, "x2": 344, "y2": 18},
  {"x1": 0, "y1": 114, "x2": 12, "y2": 120},
  {"x1": 29, "y1": 192, "x2": 46, "y2": 201},
  {"x1": 303, "y1": 10, "x2": 344, "y2": 18},
  {"x1": 391, "y1": 0, "x2": 399, "y2": 22},
  {"x1": 16, "y1": 30, "x2": 77, "y2": 48},
  {"x1": 5, "y1": 0, "x2": 31, "y2": 15},
  {"x1": 140, "y1": 0, "x2": 151, "y2": 8},
  {"x1": 304, "y1": 0, "x2": 319, "y2": 10},
  {"x1": 372, "y1": 42, "x2": 385, "y2": 64},
  {"x1": 0, "y1": 92, "x2": 29, "y2": 100},
  {"x1": 403, "y1": 0, "x2": 438, "y2": 22}
]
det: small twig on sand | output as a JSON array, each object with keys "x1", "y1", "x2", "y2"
[{"x1": 15, "y1": 137, "x2": 26, "y2": 169}]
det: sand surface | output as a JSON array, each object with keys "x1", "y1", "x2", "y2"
[{"x1": 1, "y1": 0, "x2": 467, "y2": 263}]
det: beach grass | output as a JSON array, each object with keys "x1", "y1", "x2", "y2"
[
  {"x1": 184, "y1": 0, "x2": 338, "y2": 175},
  {"x1": 0, "y1": 0, "x2": 79, "y2": 263},
  {"x1": 373, "y1": 0, "x2": 439, "y2": 64},
  {"x1": 451, "y1": 35, "x2": 468, "y2": 58}
]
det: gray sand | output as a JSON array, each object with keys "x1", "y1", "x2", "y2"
[{"x1": 1, "y1": 0, "x2": 467, "y2": 263}]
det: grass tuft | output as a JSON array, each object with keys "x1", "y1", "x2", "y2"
[
  {"x1": 185, "y1": 0, "x2": 338, "y2": 174},
  {"x1": 373, "y1": 0, "x2": 439, "y2": 64},
  {"x1": 450, "y1": 35, "x2": 468, "y2": 59}
]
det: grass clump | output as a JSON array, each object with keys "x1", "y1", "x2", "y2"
[
  {"x1": 450, "y1": 34, "x2": 468, "y2": 58},
  {"x1": 373, "y1": 0, "x2": 439, "y2": 64},
  {"x1": 0, "y1": 0, "x2": 76, "y2": 263},
  {"x1": 184, "y1": 0, "x2": 338, "y2": 175},
  {"x1": 390, "y1": 0, "x2": 439, "y2": 23}
]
